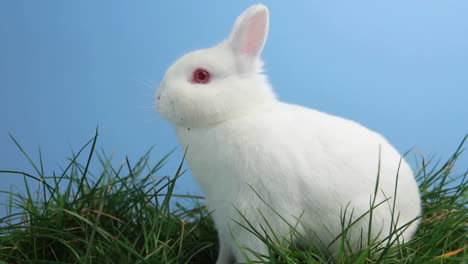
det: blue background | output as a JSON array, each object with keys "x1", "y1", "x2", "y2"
[{"x1": 1, "y1": 1, "x2": 467, "y2": 201}]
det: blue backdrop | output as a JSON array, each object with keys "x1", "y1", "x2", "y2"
[{"x1": 1, "y1": 1, "x2": 467, "y2": 202}]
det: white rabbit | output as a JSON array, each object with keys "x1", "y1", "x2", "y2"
[{"x1": 156, "y1": 4, "x2": 421, "y2": 263}]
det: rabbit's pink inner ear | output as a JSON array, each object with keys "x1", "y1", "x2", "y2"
[
  {"x1": 241, "y1": 9, "x2": 269, "y2": 57},
  {"x1": 229, "y1": 5, "x2": 269, "y2": 59}
]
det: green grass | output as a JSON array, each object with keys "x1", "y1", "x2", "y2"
[{"x1": 0, "y1": 130, "x2": 466, "y2": 263}]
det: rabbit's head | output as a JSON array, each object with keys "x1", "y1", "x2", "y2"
[{"x1": 156, "y1": 4, "x2": 276, "y2": 128}]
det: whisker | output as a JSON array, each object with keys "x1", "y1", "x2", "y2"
[
  {"x1": 143, "y1": 117, "x2": 158, "y2": 124},
  {"x1": 138, "y1": 80, "x2": 159, "y2": 90},
  {"x1": 137, "y1": 104, "x2": 156, "y2": 110}
]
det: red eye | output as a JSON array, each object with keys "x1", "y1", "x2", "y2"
[{"x1": 191, "y1": 68, "x2": 211, "y2": 84}]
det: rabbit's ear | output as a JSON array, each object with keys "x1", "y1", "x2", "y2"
[{"x1": 227, "y1": 4, "x2": 269, "y2": 73}]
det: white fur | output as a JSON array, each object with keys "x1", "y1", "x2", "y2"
[{"x1": 156, "y1": 4, "x2": 421, "y2": 263}]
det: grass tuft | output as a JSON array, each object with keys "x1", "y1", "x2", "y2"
[
  {"x1": 0, "y1": 130, "x2": 218, "y2": 263},
  {"x1": 0, "y1": 132, "x2": 466, "y2": 263}
]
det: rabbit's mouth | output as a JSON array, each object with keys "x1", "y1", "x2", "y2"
[
  {"x1": 156, "y1": 94, "x2": 161, "y2": 109},
  {"x1": 155, "y1": 94, "x2": 161, "y2": 112},
  {"x1": 155, "y1": 90, "x2": 166, "y2": 117}
]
